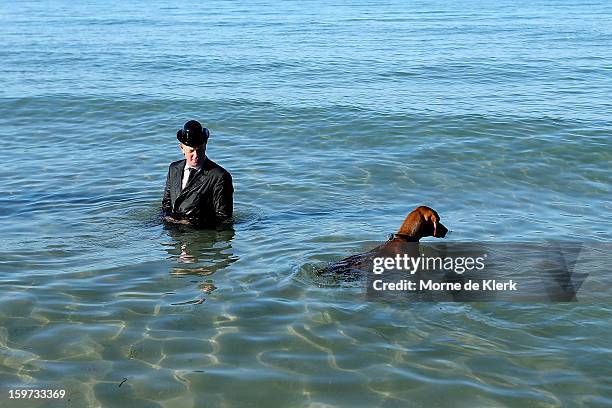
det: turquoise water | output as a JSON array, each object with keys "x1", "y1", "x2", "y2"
[{"x1": 1, "y1": 0, "x2": 611, "y2": 407}]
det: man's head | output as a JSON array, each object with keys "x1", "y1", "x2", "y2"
[{"x1": 176, "y1": 120, "x2": 210, "y2": 167}]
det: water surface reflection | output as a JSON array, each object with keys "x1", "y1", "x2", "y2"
[{"x1": 162, "y1": 225, "x2": 237, "y2": 304}]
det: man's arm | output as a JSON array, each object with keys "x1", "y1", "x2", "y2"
[
  {"x1": 162, "y1": 169, "x2": 191, "y2": 224},
  {"x1": 213, "y1": 172, "x2": 234, "y2": 223},
  {"x1": 161, "y1": 167, "x2": 173, "y2": 215}
]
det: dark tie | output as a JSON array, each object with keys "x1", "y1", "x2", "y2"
[{"x1": 183, "y1": 167, "x2": 197, "y2": 189}]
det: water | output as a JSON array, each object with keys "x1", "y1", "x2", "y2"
[{"x1": 1, "y1": 0, "x2": 611, "y2": 406}]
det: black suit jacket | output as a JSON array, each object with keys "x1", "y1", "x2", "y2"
[{"x1": 161, "y1": 158, "x2": 233, "y2": 227}]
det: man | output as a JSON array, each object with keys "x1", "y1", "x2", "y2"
[{"x1": 161, "y1": 120, "x2": 233, "y2": 227}]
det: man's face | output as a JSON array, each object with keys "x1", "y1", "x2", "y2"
[{"x1": 180, "y1": 143, "x2": 205, "y2": 167}]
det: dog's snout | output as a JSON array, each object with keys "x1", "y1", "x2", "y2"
[{"x1": 435, "y1": 222, "x2": 448, "y2": 238}]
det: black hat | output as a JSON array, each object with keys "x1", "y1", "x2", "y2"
[{"x1": 176, "y1": 120, "x2": 210, "y2": 147}]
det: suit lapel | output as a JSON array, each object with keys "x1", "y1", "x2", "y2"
[
  {"x1": 182, "y1": 167, "x2": 206, "y2": 194},
  {"x1": 180, "y1": 158, "x2": 211, "y2": 195},
  {"x1": 172, "y1": 160, "x2": 186, "y2": 202}
]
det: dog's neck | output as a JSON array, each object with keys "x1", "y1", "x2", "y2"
[{"x1": 389, "y1": 232, "x2": 420, "y2": 242}]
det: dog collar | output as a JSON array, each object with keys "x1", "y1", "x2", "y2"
[{"x1": 389, "y1": 233, "x2": 420, "y2": 242}]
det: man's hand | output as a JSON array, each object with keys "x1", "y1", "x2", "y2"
[{"x1": 163, "y1": 216, "x2": 191, "y2": 225}]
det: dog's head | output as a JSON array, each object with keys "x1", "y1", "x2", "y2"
[{"x1": 397, "y1": 206, "x2": 448, "y2": 241}]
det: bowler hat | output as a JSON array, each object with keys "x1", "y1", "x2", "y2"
[{"x1": 177, "y1": 120, "x2": 210, "y2": 147}]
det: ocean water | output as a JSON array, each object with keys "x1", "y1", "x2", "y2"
[{"x1": 1, "y1": 0, "x2": 611, "y2": 407}]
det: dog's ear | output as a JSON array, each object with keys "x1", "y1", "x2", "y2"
[
  {"x1": 398, "y1": 206, "x2": 447, "y2": 240},
  {"x1": 424, "y1": 207, "x2": 448, "y2": 238}
]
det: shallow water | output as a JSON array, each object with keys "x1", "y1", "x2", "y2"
[{"x1": 1, "y1": 0, "x2": 611, "y2": 407}]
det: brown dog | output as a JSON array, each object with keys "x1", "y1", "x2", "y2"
[
  {"x1": 325, "y1": 206, "x2": 447, "y2": 277},
  {"x1": 394, "y1": 205, "x2": 448, "y2": 242}
]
